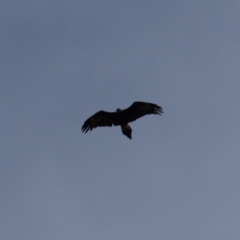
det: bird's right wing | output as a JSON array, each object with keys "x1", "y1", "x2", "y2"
[{"x1": 121, "y1": 101, "x2": 163, "y2": 123}]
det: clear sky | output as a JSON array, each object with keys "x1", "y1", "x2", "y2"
[{"x1": 1, "y1": 1, "x2": 240, "y2": 239}]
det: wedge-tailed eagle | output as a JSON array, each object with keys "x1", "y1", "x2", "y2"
[{"x1": 81, "y1": 101, "x2": 163, "y2": 139}]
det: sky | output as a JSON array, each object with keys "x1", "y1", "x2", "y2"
[{"x1": 1, "y1": 1, "x2": 240, "y2": 239}]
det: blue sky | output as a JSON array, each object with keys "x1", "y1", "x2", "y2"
[{"x1": 1, "y1": 1, "x2": 240, "y2": 239}]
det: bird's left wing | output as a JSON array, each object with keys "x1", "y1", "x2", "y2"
[{"x1": 81, "y1": 111, "x2": 118, "y2": 133}]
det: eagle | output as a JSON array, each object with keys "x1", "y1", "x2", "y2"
[{"x1": 81, "y1": 101, "x2": 163, "y2": 139}]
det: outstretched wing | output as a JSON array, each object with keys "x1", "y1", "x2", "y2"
[
  {"x1": 81, "y1": 111, "x2": 118, "y2": 134},
  {"x1": 121, "y1": 101, "x2": 163, "y2": 123}
]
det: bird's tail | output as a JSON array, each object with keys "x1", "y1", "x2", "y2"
[{"x1": 121, "y1": 124, "x2": 132, "y2": 139}]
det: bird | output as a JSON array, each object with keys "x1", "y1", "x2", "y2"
[{"x1": 81, "y1": 101, "x2": 163, "y2": 139}]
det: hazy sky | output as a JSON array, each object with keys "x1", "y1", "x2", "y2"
[{"x1": 1, "y1": 1, "x2": 240, "y2": 239}]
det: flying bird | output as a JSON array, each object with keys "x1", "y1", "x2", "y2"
[{"x1": 81, "y1": 101, "x2": 163, "y2": 139}]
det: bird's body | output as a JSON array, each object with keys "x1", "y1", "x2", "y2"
[{"x1": 81, "y1": 101, "x2": 163, "y2": 139}]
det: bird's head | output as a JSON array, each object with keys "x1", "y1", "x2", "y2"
[{"x1": 116, "y1": 108, "x2": 122, "y2": 113}]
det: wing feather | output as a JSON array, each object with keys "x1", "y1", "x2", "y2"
[
  {"x1": 121, "y1": 101, "x2": 163, "y2": 123},
  {"x1": 81, "y1": 110, "x2": 118, "y2": 133}
]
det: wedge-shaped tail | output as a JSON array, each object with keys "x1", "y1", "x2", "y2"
[{"x1": 121, "y1": 124, "x2": 132, "y2": 139}]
